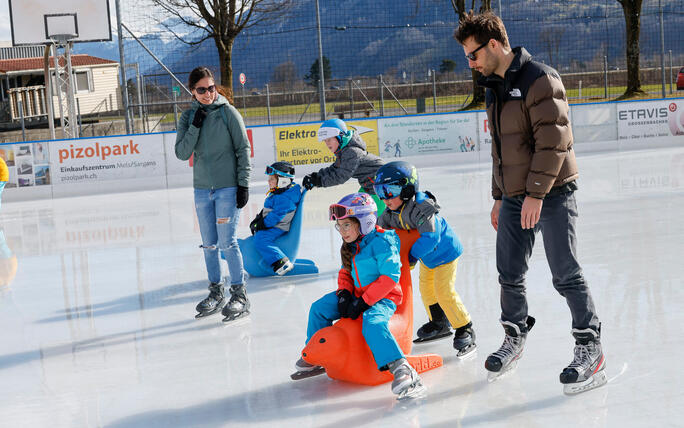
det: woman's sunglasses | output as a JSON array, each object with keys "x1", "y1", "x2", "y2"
[{"x1": 194, "y1": 85, "x2": 216, "y2": 95}]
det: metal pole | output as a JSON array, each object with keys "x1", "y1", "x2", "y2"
[
  {"x1": 432, "y1": 69, "x2": 437, "y2": 112},
  {"x1": 603, "y1": 56, "x2": 608, "y2": 99},
  {"x1": 115, "y1": 0, "x2": 131, "y2": 133},
  {"x1": 76, "y1": 98, "x2": 82, "y2": 137},
  {"x1": 579, "y1": 80, "x2": 582, "y2": 99},
  {"x1": 348, "y1": 78, "x2": 353, "y2": 119},
  {"x1": 241, "y1": 84, "x2": 246, "y2": 117},
  {"x1": 43, "y1": 45, "x2": 55, "y2": 139},
  {"x1": 141, "y1": 75, "x2": 148, "y2": 133},
  {"x1": 173, "y1": 91, "x2": 178, "y2": 130},
  {"x1": 669, "y1": 50, "x2": 673, "y2": 94},
  {"x1": 378, "y1": 75, "x2": 384, "y2": 116},
  {"x1": 18, "y1": 99, "x2": 25, "y2": 142},
  {"x1": 266, "y1": 84, "x2": 271, "y2": 125},
  {"x1": 315, "y1": 0, "x2": 326, "y2": 121},
  {"x1": 659, "y1": 0, "x2": 666, "y2": 98},
  {"x1": 135, "y1": 63, "x2": 143, "y2": 129}
]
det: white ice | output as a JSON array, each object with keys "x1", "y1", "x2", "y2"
[{"x1": 1, "y1": 146, "x2": 682, "y2": 428}]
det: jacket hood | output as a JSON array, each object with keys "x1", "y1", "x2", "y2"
[
  {"x1": 191, "y1": 94, "x2": 231, "y2": 111},
  {"x1": 337, "y1": 131, "x2": 366, "y2": 153}
]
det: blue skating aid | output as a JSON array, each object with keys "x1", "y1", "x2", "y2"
[{"x1": 228, "y1": 189, "x2": 319, "y2": 277}]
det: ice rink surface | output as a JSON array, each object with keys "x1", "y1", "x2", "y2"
[{"x1": 1, "y1": 146, "x2": 682, "y2": 428}]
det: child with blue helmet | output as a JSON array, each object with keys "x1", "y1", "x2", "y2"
[
  {"x1": 293, "y1": 192, "x2": 425, "y2": 399},
  {"x1": 250, "y1": 161, "x2": 302, "y2": 275},
  {"x1": 303, "y1": 118, "x2": 386, "y2": 212},
  {"x1": 374, "y1": 161, "x2": 476, "y2": 358}
]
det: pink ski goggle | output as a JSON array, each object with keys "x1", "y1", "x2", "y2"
[{"x1": 329, "y1": 204, "x2": 354, "y2": 221}]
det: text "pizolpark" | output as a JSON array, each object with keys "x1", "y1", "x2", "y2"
[{"x1": 58, "y1": 141, "x2": 140, "y2": 163}]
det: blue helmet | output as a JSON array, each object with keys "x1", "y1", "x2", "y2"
[
  {"x1": 373, "y1": 161, "x2": 419, "y2": 201},
  {"x1": 318, "y1": 118, "x2": 354, "y2": 148},
  {"x1": 329, "y1": 192, "x2": 377, "y2": 235}
]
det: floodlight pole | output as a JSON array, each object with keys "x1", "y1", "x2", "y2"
[
  {"x1": 115, "y1": 0, "x2": 132, "y2": 134},
  {"x1": 315, "y1": 0, "x2": 326, "y2": 121},
  {"x1": 43, "y1": 46, "x2": 56, "y2": 140}
]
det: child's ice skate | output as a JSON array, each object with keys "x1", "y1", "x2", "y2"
[
  {"x1": 413, "y1": 304, "x2": 452, "y2": 343},
  {"x1": 290, "y1": 357, "x2": 325, "y2": 380},
  {"x1": 272, "y1": 257, "x2": 294, "y2": 276},
  {"x1": 389, "y1": 358, "x2": 427, "y2": 400},
  {"x1": 485, "y1": 316, "x2": 535, "y2": 382},
  {"x1": 453, "y1": 321, "x2": 477, "y2": 359},
  {"x1": 560, "y1": 327, "x2": 607, "y2": 395}
]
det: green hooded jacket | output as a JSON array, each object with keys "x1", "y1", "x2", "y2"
[{"x1": 175, "y1": 95, "x2": 251, "y2": 189}]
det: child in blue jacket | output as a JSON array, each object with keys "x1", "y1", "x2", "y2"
[
  {"x1": 374, "y1": 161, "x2": 476, "y2": 358},
  {"x1": 250, "y1": 162, "x2": 302, "y2": 275},
  {"x1": 292, "y1": 192, "x2": 425, "y2": 399}
]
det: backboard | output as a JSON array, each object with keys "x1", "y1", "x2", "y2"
[{"x1": 8, "y1": 0, "x2": 112, "y2": 46}]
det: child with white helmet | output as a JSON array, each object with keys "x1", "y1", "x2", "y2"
[
  {"x1": 303, "y1": 118, "x2": 386, "y2": 212},
  {"x1": 292, "y1": 192, "x2": 425, "y2": 399}
]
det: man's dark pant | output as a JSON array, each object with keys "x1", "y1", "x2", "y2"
[{"x1": 496, "y1": 191, "x2": 599, "y2": 334}]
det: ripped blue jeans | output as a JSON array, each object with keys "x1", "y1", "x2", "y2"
[{"x1": 194, "y1": 187, "x2": 245, "y2": 285}]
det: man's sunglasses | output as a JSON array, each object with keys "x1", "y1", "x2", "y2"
[
  {"x1": 194, "y1": 85, "x2": 216, "y2": 95},
  {"x1": 465, "y1": 40, "x2": 489, "y2": 61}
]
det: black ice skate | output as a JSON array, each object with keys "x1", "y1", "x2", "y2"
[
  {"x1": 194, "y1": 282, "x2": 225, "y2": 319},
  {"x1": 413, "y1": 304, "x2": 452, "y2": 343},
  {"x1": 221, "y1": 284, "x2": 250, "y2": 323},
  {"x1": 485, "y1": 316, "x2": 535, "y2": 382},
  {"x1": 290, "y1": 357, "x2": 325, "y2": 380},
  {"x1": 389, "y1": 358, "x2": 426, "y2": 400},
  {"x1": 272, "y1": 257, "x2": 294, "y2": 276},
  {"x1": 560, "y1": 327, "x2": 607, "y2": 395},
  {"x1": 453, "y1": 321, "x2": 477, "y2": 359}
]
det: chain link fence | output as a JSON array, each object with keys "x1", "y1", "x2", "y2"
[{"x1": 116, "y1": 0, "x2": 684, "y2": 132}]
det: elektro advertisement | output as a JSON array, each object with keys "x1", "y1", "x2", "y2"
[
  {"x1": 378, "y1": 113, "x2": 478, "y2": 158},
  {"x1": 274, "y1": 120, "x2": 379, "y2": 166}
]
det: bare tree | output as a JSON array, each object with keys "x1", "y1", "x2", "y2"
[
  {"x1": 616, "y1": 0, "x2": 646, "y2": 98},
  {"x1": 150, "y1": 0, "x2": 292, "y2": 99},
  {"x1": 539, "y1": 27, "x2": 565, "y2": 71},
  {"x1": 271, "y1": 61, "x2": 298, "y2": 88},
  {"x1": 451, "y1": 0, "x2": 491, "y2": 110}
]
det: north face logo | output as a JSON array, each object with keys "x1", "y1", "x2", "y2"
[{"x1": 509, "y1": 88, "x2": 521, "y2": 97}]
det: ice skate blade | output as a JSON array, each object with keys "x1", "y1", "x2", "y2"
[
  {"x1": 563, "y1": 370, "x2": 607, "y2": 395},
  {"x1": 222, "y1": 312, "x2": 250, "y2": 324},
  {"x1": 397, "y1": 382, "x2": 427, "y2": 400},
  {"x1": 194, "y1": 305, "x2": 225, "y2": 319},
  {"x1": 413, "y1": 331, "x2": 453, "y2": 343},
  {"x1": 486, "y1": 360, "x2": 518, "y2": 383},
  {"x1": 290, "y1": 366, "x2": 326, "y2": 380},
  {"x1": 456, "y1": 344, "x2": 477, "y2": 361}
]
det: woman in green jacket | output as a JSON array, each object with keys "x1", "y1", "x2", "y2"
[{"x1": 175, "y1": 67, "x2": 252, "y2": 323}]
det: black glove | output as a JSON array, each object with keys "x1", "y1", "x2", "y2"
[
  {"x1": 249, "y1": 212, "x2": 266, "y2": 235},
  {"x1": 192, "y1": 108, "x2": 207, "y2": 128},
  {"x1": 337, "y1": 289, "x2": 353, "y2": 318},
  {"x1": 347, "y1": 296, "x2": 370, "y2": 320},
  {"x1": 302, "y1": 173, "x2": 321, "y2": 190},
  {"x1": 408, "y1": 253, "x2": 418, "y2": 270},
  {"x1": 236, "y1": 186, "x2": 249, "y2": 209}
]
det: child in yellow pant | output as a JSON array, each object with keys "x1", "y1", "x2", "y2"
[{"x1": 374, "y1": 161, "x2": 475, "y2": 357}]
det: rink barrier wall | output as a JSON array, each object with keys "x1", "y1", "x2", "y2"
[{"x1": 1, "y1": 97, "x2": 683, "y2": 202}]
